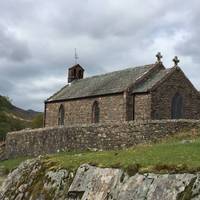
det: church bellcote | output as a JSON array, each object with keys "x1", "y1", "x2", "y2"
[{"x1": 68, "y1": 64, "x2": 84, "y2": 83}]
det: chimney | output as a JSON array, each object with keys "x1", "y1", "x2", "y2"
[{"x1": 68, "y1": 64, "x2": 84, "y2": 83}]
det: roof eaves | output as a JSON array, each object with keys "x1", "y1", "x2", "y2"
[
  {"x1": 133, "y1": 91, "x2": 150, "y2": 95},
  {"x1": 45, "y1": 91, "x2": 124, "y2": 103},
  {"x1": 46, "y1": 84, "x2": 69, "y2": 102}
]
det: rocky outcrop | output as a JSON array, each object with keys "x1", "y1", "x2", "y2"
[
  {"x1": 0, "y1": 157, "x2": 73, "y2": 200},
  {"x1": 69, "y1": 165, "x2": 200, "y2": 200},
  {"x1": 1, "y1": 157, "x2": 200, "y2": 199}
]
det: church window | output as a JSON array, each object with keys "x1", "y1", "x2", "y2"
[
  {"x1": 92, "y1": 101, "x2": 100, "y2": 123},
  {"x1": 58, "y1": 104, "x2": 65, "y2": 125},
  {"x1": 171, "y1": 93, "x2": 183, "y2": 119}
]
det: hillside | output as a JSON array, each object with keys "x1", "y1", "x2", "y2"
[{"x1": 0, "y1": 95, "x2": 43, "y2": 140}]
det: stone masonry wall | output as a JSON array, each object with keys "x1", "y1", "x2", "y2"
[
  {"x1": 45, "y1": 93, "x2": 126, "y2": 127},
  {"x1": 134, "y1": 94, "x2": 151, "y2": 120},
  {"x1": 5, "y1": 119, "x2": 200, "y2": 158},
  {"x1": 125, "y1": 63, "x2": 164, "y2": 121},
  {"x1": 151, "y1": 68, "x2": 200, "y2": 119}
]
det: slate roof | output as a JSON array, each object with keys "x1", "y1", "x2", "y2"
[
  {"x1": 47, "y1": 64, "x2": 157, "y2": 102},
  {"x1": 133, "y1": 68, "x2": 172, "y2": 93}
]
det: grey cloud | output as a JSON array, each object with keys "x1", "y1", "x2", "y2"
[
  {"x1": 173, "y1": 1, "x2": 200, "y2": 60},
  {"x1": 0, "y1": 0, "x2": 199, "y2": 111},
  {"x1": 0, "y1": 25, "x2": 31, "y2": 62},
  {"x1": 0, "y1": 78, "x2": 14, "y2": 94}
]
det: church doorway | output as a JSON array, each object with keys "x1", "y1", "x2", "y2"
[
  {"x1": 58, "y1": 104, "x2": 65, "y2": 125},
  {"x1": 171, "y1": 93, "x2": 183, "y2": 119}
]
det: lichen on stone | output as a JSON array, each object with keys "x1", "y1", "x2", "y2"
[
  {"x1": 0, "y1": 156, "x2": 73, "y2": 200},
  {"x1": 2, "y1": 158, "x2": 200, "y2": 200}
]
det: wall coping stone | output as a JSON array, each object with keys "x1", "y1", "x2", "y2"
[{"x1": 7, "y1": 119, "x2": 200, "y2": 136}]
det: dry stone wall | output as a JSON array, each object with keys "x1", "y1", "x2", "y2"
[
  {"x1": 134, "y1": 94, "x2": 151, "y2": 120},
  {"x1": 5, "y1": 119, "x2": 200, "y2": 158}
]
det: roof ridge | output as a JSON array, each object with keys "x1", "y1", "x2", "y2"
[{"x1": 72, "y1": 63, "x2": 156, "y2": 84}]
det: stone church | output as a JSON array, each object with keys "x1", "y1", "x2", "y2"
[{"x1": 44, "y1": 53, "x2": 200, "y2": 127}]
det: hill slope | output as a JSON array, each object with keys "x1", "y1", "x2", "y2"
[{"x1": 0, "y1": 95, "x2": 43, "y2": 140}]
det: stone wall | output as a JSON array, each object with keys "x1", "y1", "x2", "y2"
[
  {"x1": 45, "y1": 93, "x2": 126, "y2": 127},
  {"x1": 5, "y1": 119, "x2": 200, "y2": 158},
  {"x1": 151, "y1": 68, "x2": 200, "y2": 119},
  {"x1": 134, "y1": 93, "x2": 151, "y2": 120}
]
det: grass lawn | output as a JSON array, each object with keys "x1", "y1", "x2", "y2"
[{"x1": 1, "y1": 129, "x2": 200, "y2": 174}]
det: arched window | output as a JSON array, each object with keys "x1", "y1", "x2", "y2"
[
  {"x1": 92, "y1": 101, "x2": 100, "y2": 123},
  {"x1": 171, "y1": 93, "x2": 183, "y2": 119},
  {"x1": 58, "y1": 104, "x2": 65, "y2": 126}
]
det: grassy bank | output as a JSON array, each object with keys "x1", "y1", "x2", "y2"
[{"x1": 1, "y1": 129, "x2": 200, "y2": 174}]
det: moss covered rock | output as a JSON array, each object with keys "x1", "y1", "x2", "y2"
[
  {"x1": 0, "y1": 156, "x2": 73, "y2": 200},
  {"x1": 2, "y1": 158, "x2": 200, "y2": 199}
]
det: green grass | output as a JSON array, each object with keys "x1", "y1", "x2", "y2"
[
  {"x1": 1, "y1": 129, "x2": 200, "y2": 174},
  {"x1": 0, "y1": 156, "x2": 30, "y2": 172}
]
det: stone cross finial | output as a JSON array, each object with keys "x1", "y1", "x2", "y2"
[
  {"x1": 173, "y1": 56, "x2": 180, "y2": 66},
  {"x1": 156, "y1": 52, "x2": 163, "y2": 62}
]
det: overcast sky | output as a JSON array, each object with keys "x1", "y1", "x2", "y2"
[{"x1": 0, "y1": 0, "x2": 200, "y2": 111}]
